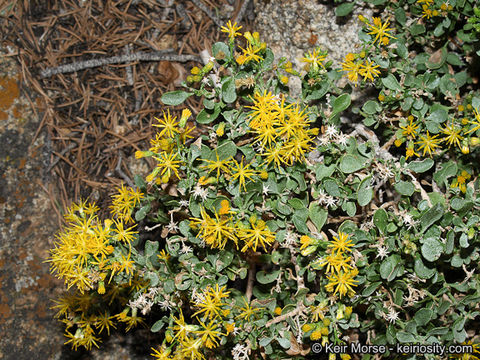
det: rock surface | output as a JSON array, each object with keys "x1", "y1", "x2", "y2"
[{"x1": 253, "y1": 0, "x2": 373, "y2": 68}]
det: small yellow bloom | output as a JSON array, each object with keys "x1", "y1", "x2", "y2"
[
  {"x1": 274, "y1": 307, "x2": 282, "y2": 315},
  {"x1": 221, "y1": 20, "x2": 242, "y2": 40},
  {"x1": 191, "y1": 66, "x2": 200, "y2": 75}
]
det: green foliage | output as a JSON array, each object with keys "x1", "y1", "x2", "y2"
[{"x1": 48, "y1": 3, "x2": 480, "y2": 359}]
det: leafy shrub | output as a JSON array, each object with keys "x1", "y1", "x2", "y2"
[{"x1": 48, "y1": 2, "x2": 480, "y2": 359}]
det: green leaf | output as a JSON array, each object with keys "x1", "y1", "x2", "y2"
[
  {"x1": 414, "y1": 256, "x2": 435, "y2": 279},
  {"x1": 196, "y1": 105, "x2": 222, "y2": 124},
  {"x1": 380, "y1": 254, "x2": 401, "y2": 281},
  {"x1": 135, "y1": 204, "x2": 151, "y2": 221},
  {"x1": 323, "y1": 178, "x2": 341, "y2": 197},
  {"x1": 397, "y1": 331, "x2": 416, "y2": 343},
  {"x1": 420, "y1": 203, "x2": 444, "y2": 233},
  {"x1": 259, "y1": 337, "x2": 273, "y2": 347},
  {"x1": 212, "y1": 42, "x2": 230, "y2": 60},
  {"x1": 406, "y1": 158, "x2": 434, "y2": 173},
  {"x1": 362, "y1": 281, "x2": 381, "y2": 296},
  {"x1": 357, "y1": 176, "x2": 373, "y2": 206},
  {"x1": 151, "y1": 319, "x2": 165, "y2": 333},
  {"x1": 339, "y1": 154, "x2": 366, "y2": 173},
  {"x1": 288, "y1": 198, "x2": 305, "y2": 210},
  {"x1": 426, "y1": 109, "x2": 448, "y2": 123},
  {"x1": 362, "y1": 100, "x2": 381, "y2": 115},
  {"x1": 414, "y1": 308, "x2": 433, "y2": 326},
  {"x1": 164, "y1": 279, "x2": 175, "y2": 294},
  {"x1": 426, "y1": 48, "x2": 447, "y2": 70},
  {"x1": 145, "y1": 240, "x2": 159, "y2": 258},
  {"x1": 433, "y1": 161, "x2": 457, "y2": 186},
  {"x1": 222, "y1": 77, "x2": 236, "y2": 104},
  {"x1": 421, "y1": 238, "x2": 444, "y2": 262},
  {"x1": 331, "y1": 93, "x2": 351, "y2": 117},
  {"x1": 373, "y1": 208, "x2": 388, "y2": 234},
  {"x1": 161, "y1": 90, "x2": 193, "y2": 106},
  {"x1": 214, "y1": 140, "x2": 237, "y2": 160},
  {"x1": 263, "y1": 48, "x2": 275, "y2": 69},
  {"x1": 309, "y1": 203, "x2": 328, "y2": 231},
  {"x1": 344, "y1": 201, "x2": 357, "y2": 217},
  {"x1": 394, "y1": 181, "x2": 415, "y2": 196},
  {"x1": 410, "y1": 24, "x2": 425, "y2": 36},
  {"x1": 315, "y1": 164, "x2": 335, "y2": 180},
  {"x1": 472, "y1": 96, "x2": 480, "y2": 110},
  {"x1": 134, "y1": 174, "x2": 146, "y2": 189},
  {"x1": 335, "y1": 2, "x2": 355, "y2": 16},
  {"x1": 381, "y1": 74, "x2": 402, "y2": 92},
  {"x1": 257, "y1": 270, "x2": 281, "y2": 284},
  {"x1": 293, "y1": 210, "x2": 309, "y2": 234}
]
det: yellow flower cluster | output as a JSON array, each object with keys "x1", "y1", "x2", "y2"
[
  {"x1": 358, "y1": 15, "x2": 395, "y2": 46},
  {"x1": 199, "y1": 152, "x2": 258, "y2": 192},
  {"x1": 110, "y1": 184, "x2": 144, "y2": 222},
  {"x1": 247, "y1": 91, "x2": 319, "y2": 167},
  {"x1": 190, "y1": 206, "x2": 275, "y2": 252},
  {"x1": 340, "y1": 52, "x2": 381, "y2": 86},
  {"x1": 451, "y1": 170, "x2": 471, "y2": 194},
  {"x1": 236, "y1": 30, "x2": 267, "y2": 65},
  {"x1": 396, "y1": 108, "x2": 480, "y2": 159},
  {"x1": 314, "y1": 232, "x2": 359, "y2": 298},
  {"x1": 417, "y1": 0, "x2": 452, "y2": 19},
  {"x1": 136, "y1": 109, "x2": 194, "y2": 184},
  {"x1": 52, "y1": 268, "x2": 148, "y2": 349},
  {"x1": 151, "y1": 285, "x2": 236, "y2": 360},
  {"x1": 302, "y1": 48, "x2": 327, "y2": 72}
]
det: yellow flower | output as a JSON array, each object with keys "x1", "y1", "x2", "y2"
[
  {"x1": 153, "y1": 110, "x2": 179, "y2": 138},
  {"x1": 302, "y1": 48, "x2": 327, "y2": 71},
  {"x1": 328, "y1": 232, "x2": 354, "y2": 254},
  {"x1": 237, "y1": 43, "x2": 262, "y2": 64},
  {"x1": 417, "y1": 0, "x2": 434, "y2": 4},
  {"x1": 405, "y1": 145, "x2": 419, "y2": 160},
  {"x1": 441, "y1": 120, "x2": 463, "y2": 148},
  {"x1": 451, "y1": 170, "x2": 471, "y2": 194},
  {"x1": 218, "y1": 199, "x2": 231, "y2": 215},
  {"x1": 178, "y1": 337, "x2": 205, "y2": 360},
  {"x1": 150, "y1": 345, "x2": 172, "y2": 360},
  {"x1": 415, "y1": 131, "x2": 441, "y2": 157},
  {"x1": 341, "y1": 57, "x2": 363, "y2": 85},
  {"x1": 359, "y1": 60, "x2": 380, "y2": 82},
  {"x1": 236, "y1": 297, "x2": 260, "y2": 321},
  {"x1": 151, "y1": 151, "x2": 182, "y2": 182},
  {"x1": 190, "y1": 208, "x2": 237, "y2": 250},
  {"x1": 220, "y1": 20, "x2": 242, "y2": 40},
  {"x1": 465, "y1": 107, "x2": 480, "y2": 135},
  {"x1": 200, "y1": 152, "x2": 232, "y2": 181},
  {"x1": 194, "y1": 320, "x2": 224, "y2": 349},
  {"x1": 239, "y1": 218, "x2": 276, "y2": 252},
  {"x1": 367, "y1": 17, "x2": 395, "y2": 45},
  {"x1": 310, "y1": 329, "x2": 323, "y2": 340},
  {"x1": 229, "y1": 157, "x2": 257, "y2": 192},
  {"x1": 325, "y1": 269, "x2": 359, "y2": 297},
  {"x1": 192, "y1": 286, "x2": 230, "y2": 321},
  {"x1": 400, "y1": 117, "x2": 420, "y2": 139},
  {"x1": 422, "y1": 5, "x2": 433, "y2": 19},
  {"x1": 109, "y1": 185, "x2": 144, "y2": 222}
]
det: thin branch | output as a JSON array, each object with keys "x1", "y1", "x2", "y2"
[
  {"x1": 245, "y1": 260, "x2": 256, "y2": 301},
  {"x1": 40, "y1": 51, "x2": 201, "y2": 78},
  {"x1": 266, "y1": 303, "x2": 307, "y2": 328},
  {"x1": 191, "y1": 0, "x2": 223, "y2": 27},
  {"x1": 175, "y1": 3, "x2": 192, "y2": 28},
  {"x1": 405, "y1": 170, "x2": 432, "y2": 206},
  {"x1": 235, "y1": 0, "x2": 250, "y2": 23},
  {"x1": 115, "y1": 152, "x2": 135, "y2": 188}
]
